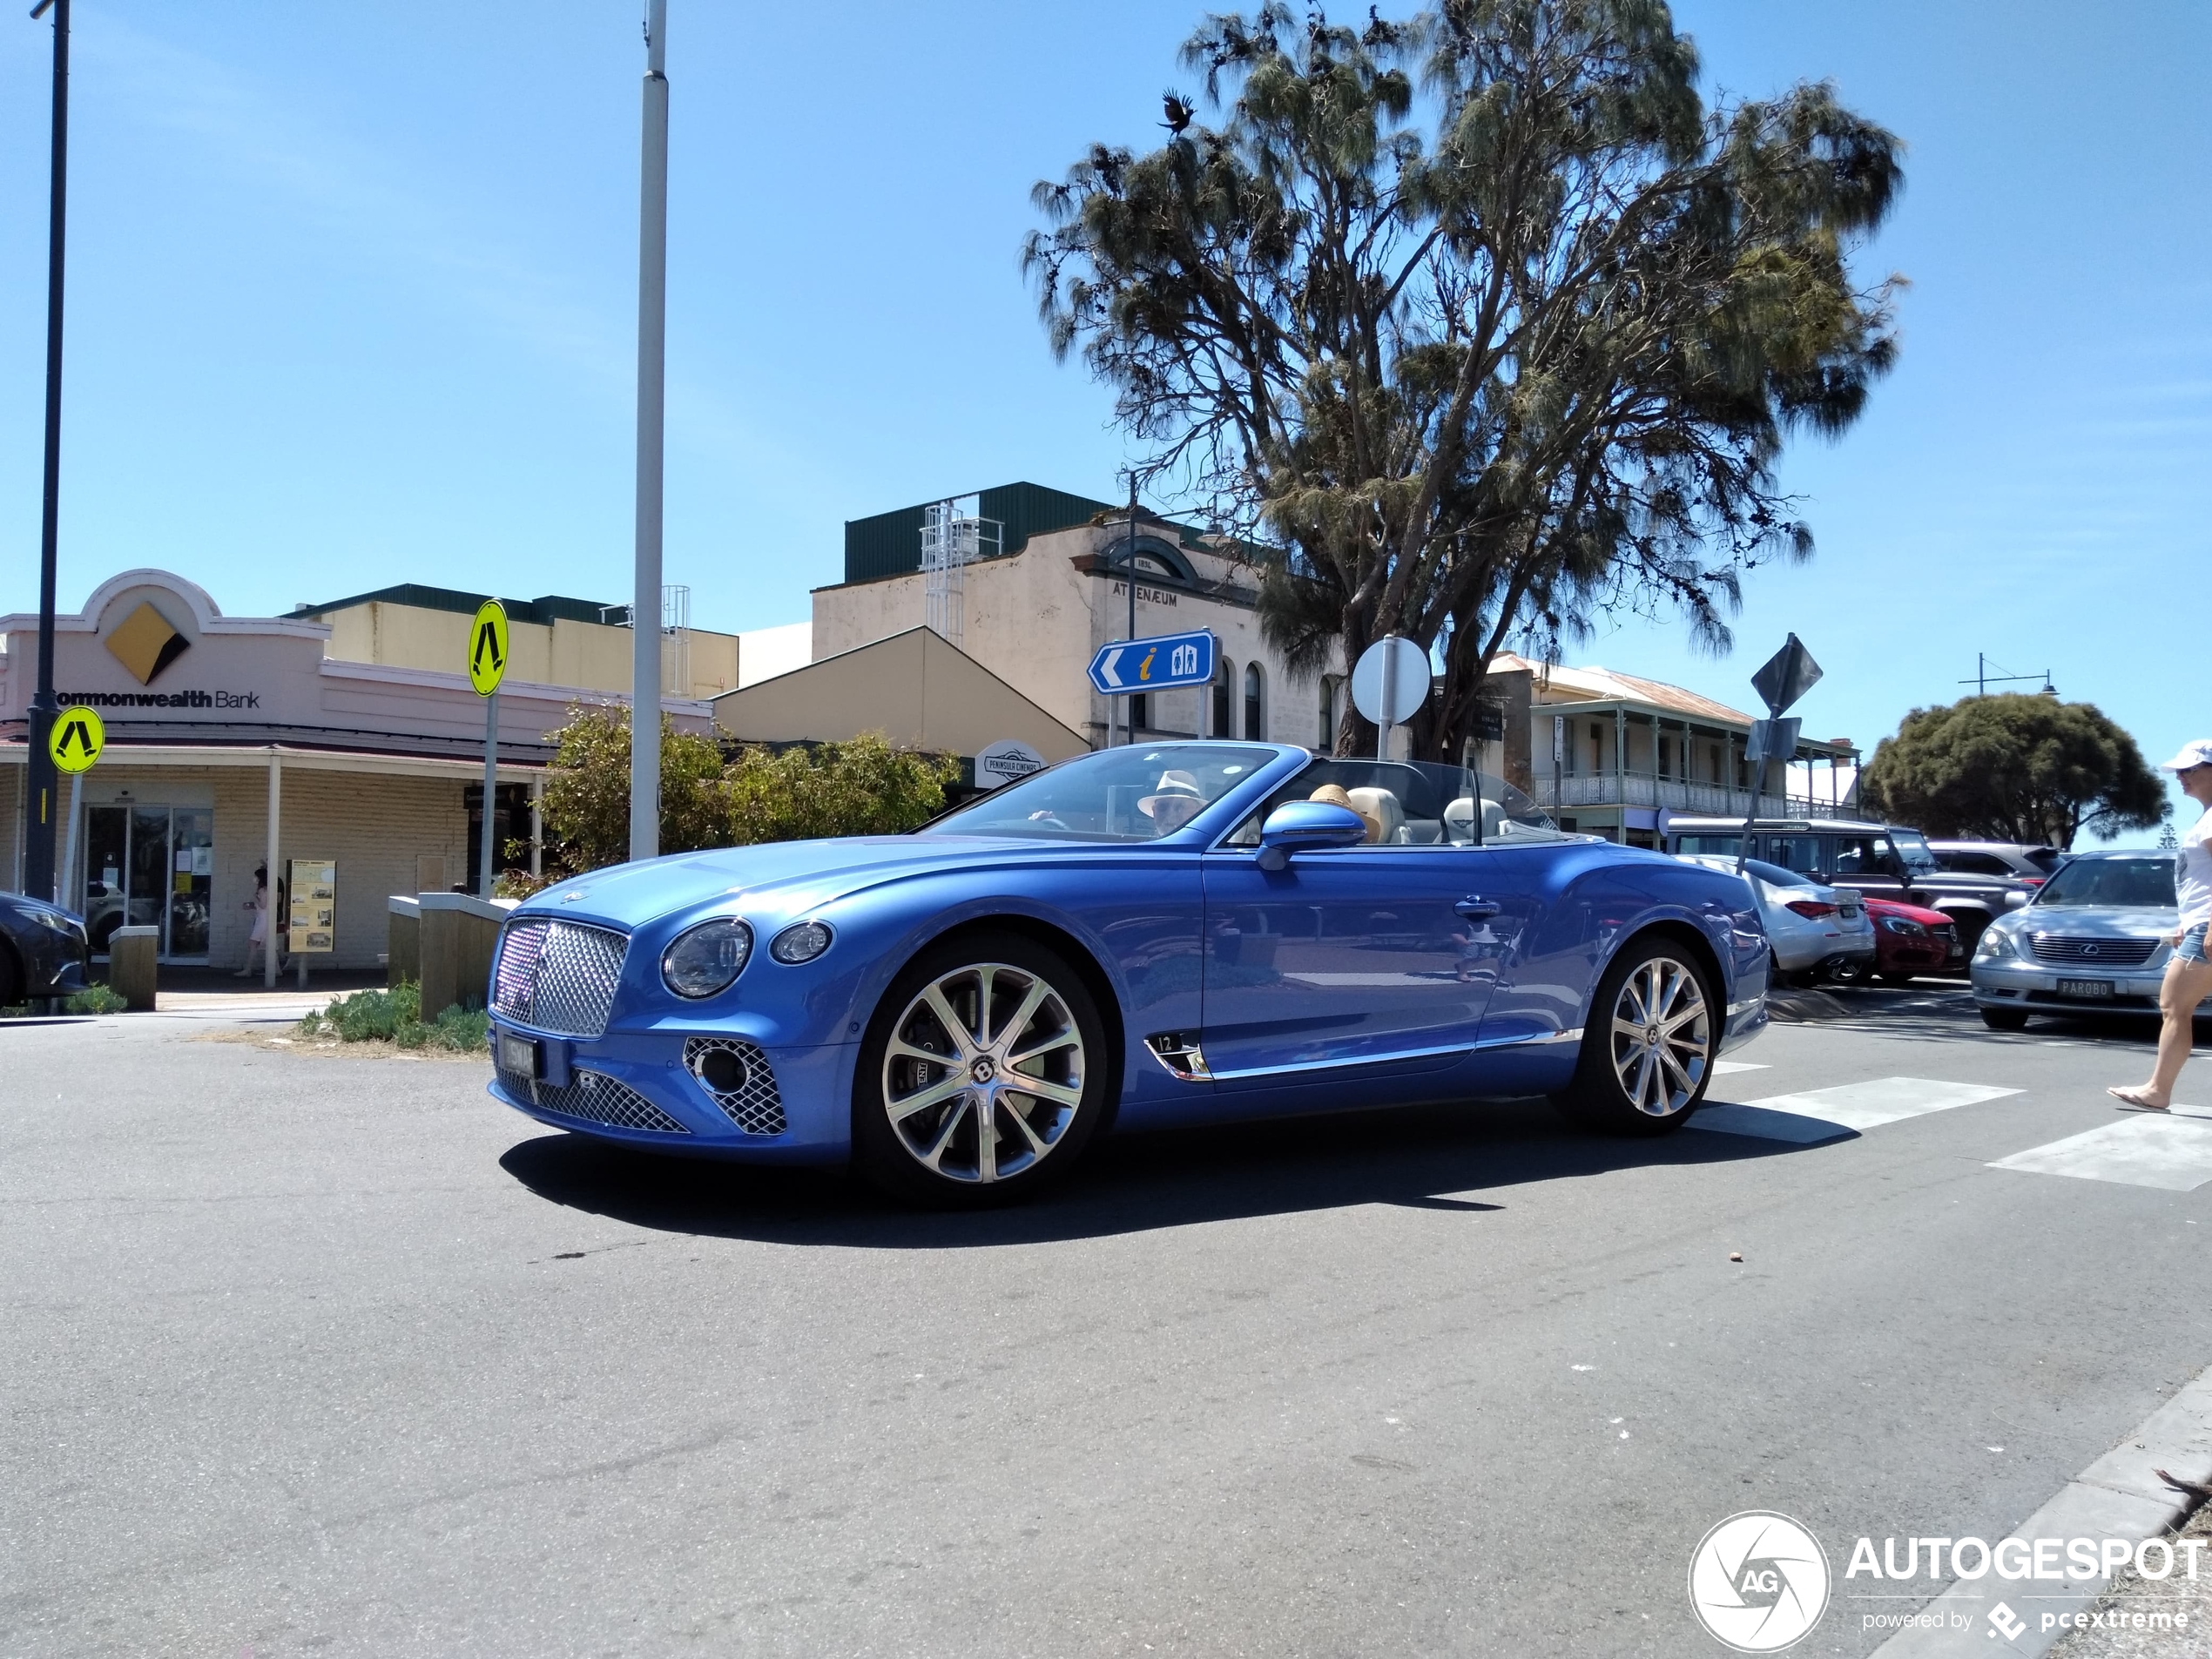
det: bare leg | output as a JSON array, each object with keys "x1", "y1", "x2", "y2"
[{"x1": 2112, "y1": 956, "x2": 2212, "y2": 1108}]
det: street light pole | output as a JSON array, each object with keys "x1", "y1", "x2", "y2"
[
  {"x1": 24, "y1": 0, "x2": 71, "y2": 902},
  {"x1": 629, "y1": 0, "x2": 669, "y2": 864}
]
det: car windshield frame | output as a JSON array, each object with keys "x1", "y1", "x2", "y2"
[
  {"x1": 918, "y1": 743, "x2": 1285, "y2": 844},
  {"x1": 2031, "y1": 854, "x2": 2177, "y2": 909}
]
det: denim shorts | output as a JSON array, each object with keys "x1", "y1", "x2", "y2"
[{"x1": 2181, "y1": 923, "x2": 2210, "y2": 966}]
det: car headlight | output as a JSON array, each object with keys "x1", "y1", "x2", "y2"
[
  {"x1": 661, "y1": 919, "x2": 752, "y2": 1000},
  {"x1": 769, "y1": 920, "x2": 833, "y2": 965},
  {"x1": 30, "y1": 907, "x2": 83, "y2": 939},
  {"x1": 1879, "y1": 916, "x2": 1927, "y2": 937},
  {"x1": 1974, "y1": 927, "x2": 2016, "y2": 961}
]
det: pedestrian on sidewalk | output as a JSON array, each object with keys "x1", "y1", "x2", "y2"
[
  {"x1": 235, "y1": 863, "x2": 276, "y2": 980},
  {"x1": 2111, "y1": 740, "x2": 2212, "y2": 1110}
]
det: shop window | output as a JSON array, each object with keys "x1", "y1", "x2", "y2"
[
  {"x1": 1212, "y1": 660, "x2": 1234, "y2": 739},
  {"x1": 1244, "y1": 663, "x2": 1265, "y2": 740}
]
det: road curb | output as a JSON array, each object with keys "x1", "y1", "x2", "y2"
[{"x1": 1871, "y1": 1366, "x2": 2212, "y2": 1657}]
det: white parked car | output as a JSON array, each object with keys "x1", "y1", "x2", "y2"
[{"x1": 1676, "y1": 853, "x2": 1878, "y2": 985}]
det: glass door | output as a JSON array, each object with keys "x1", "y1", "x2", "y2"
[
  {"x1": 78, "y1": 806, "x2": 215, "y2": 962},
  {"x1": 168, "y1": 810, "x2": 213, "y2": 961}
]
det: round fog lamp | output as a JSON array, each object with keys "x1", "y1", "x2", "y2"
[
  {"x1": 662, "y1": 919, "x2": 752, "y2": 999},
  {"x1": 770, "y1": 921, "x2": 833, "y2": 965}
]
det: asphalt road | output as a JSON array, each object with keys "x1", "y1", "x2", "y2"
[{"x1": 4, "y1": 988, "x2": 2210, "y2": 1657}]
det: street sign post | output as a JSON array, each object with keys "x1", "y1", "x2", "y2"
[
  {"x1": 469, "y1": 601, "x2": 508, "y2": 899},
  {"x1": 1750, "y1": 634, "x2": 1823, "y2": 716},
  {"x1": 1088, "y1": 630, "x2": 1217, "y2": 698},
  {"x1": 1350, "y1": 636, "x2": 1428, "y2": 760},
  {"x1": 1737, "y1": 636, "x2": 1823, "y2": 874},
  {"x1": 47, "y1": 705, "x2": 102, "y2": 907}
]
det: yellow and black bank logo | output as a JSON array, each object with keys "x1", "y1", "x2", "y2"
[{"x1": 104, "y1": 601, "x2": 192, "y2": 685}]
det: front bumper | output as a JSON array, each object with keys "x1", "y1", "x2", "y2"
[
  {"x1": 1971, "y1": 959, "x2": 2168, "y2": 1018},
  {"x1": 486, "y1": 1013, "x2": 855, "y2": 1163}
]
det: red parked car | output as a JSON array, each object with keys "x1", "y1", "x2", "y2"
[{"x1": 1861, "y1": 895, "x2": 1965, "y2": 985}]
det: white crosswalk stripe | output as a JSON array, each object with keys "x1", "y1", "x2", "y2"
[
  {"x1": 1690, "y1": 1077, "x2": 2022, "y2": 1143},
  {"x1": 1988, "y1": 1111, "x2": 2212, "y2": 1191}
]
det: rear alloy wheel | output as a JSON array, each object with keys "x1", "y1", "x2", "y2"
[
  {"x1": 1554, "y1": 937, "x2": 1717, "y2": 1136},
  {"x1": 853, "y1": 933, "x2": 1109, "y2": 1206},
  {"x1": 1980, "y1": 1007, "x2": 2030, "y2": 1032}
]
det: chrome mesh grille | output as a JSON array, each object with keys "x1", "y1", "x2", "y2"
[
  {"x1": 2028, "y1": 934, "x2": 2157, "y2": 967},
  {"x1": 683, "y1": 1037, "x2": 786, "y2": 1136},
  {"x1": 496, "y1": 1065, "x2": 689, "y2": 1135},
  {"x1": 492, "y1": 919, "x2": 627, "y2": 1036}
]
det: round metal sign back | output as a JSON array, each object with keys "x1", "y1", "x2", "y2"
[{"x1": 1350, "y1": 636, "x2": 1429, "y2": 726}]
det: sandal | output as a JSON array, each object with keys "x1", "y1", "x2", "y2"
[{"x1": 2109, "y1": 1087, "x2": 2170, "y2": 1112}]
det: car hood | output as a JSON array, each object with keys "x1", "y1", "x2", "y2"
[
  {"x1": 1997, "y1": 903, "x2": 2177, "y2": 939},
  {"x1": 1865, "y1": 897, "x2": 1951, "y2": 927},
  {"x1": 516, "y1": 833, "x2": 1097, "y2": 933}
]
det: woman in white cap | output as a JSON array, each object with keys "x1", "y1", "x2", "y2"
[{"x1": 2111, "y1": 739, "x2": 2212, "y2": 1110}]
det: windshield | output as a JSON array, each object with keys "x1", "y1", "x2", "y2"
[
  {"x1": 1225, "y1": 757, "x2": 1561, "y2": 846},
  {"x1": 2033, "y1": 856, "x2": 2176, "y2": 908},
  {"x1": 1888, "y1": 828, "x2": 1940, "y2": 874},
  {"x1": 921, "y1": 744, "x2": 1278, "y2": 842}
]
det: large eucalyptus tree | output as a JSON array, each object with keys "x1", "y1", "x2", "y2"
[{"x1": 1026, "y1": 0, "x2": 1903, "y2": 758}]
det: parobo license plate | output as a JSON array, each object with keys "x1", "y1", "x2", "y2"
[
  {"x1": 499, "y1": 1031, "x2": 543, "y2": 1076},
  {"x1": 2056, "y1": 979, "x2": 2114, "y2": 999}
]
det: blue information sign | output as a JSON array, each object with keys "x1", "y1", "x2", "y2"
[{"x1": 1087, "y1": 629, "x2": 1217, "y2": 696}]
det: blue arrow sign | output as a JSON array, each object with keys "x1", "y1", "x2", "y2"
[{"x1": 1088, "y1": 629, "x2": 1217, "y2": 696}]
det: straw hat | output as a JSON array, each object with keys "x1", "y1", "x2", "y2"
[{"x1": 1308, "y1": 782, "x2": 1380, "y2": 843}]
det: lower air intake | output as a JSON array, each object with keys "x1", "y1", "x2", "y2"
[
  {"x1": 683, "y1": 1037, "x2": 787, "y2": 1136},
  {"x1": 497, "y1": 1066, "x2": 689, "y2": 1135}
]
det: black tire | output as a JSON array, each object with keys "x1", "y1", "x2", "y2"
[
  {"x1": 1980, "y1": 1007, "x2": 2029, "y2": 1032},
  {"x1": 852, "y1": 931, "x2": 1112, "y2": 1208},
  {"x1": 0, "y1": 941, "x2": 23, "y2": 1008},
  {"x1": 1553, "y1": 934, "x2": 1720, "y2": 1136}
]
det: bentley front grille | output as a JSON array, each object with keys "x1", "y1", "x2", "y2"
[
  {"x1": 497, "y1": 1065, "x2": 689, "y2": 1135},
  {"x1": 493, "y1": 919, "x2": 628, "y2": 1037},
  {"x1": 683, "y1": 1037, "x2": 787, "y2": 1136}
]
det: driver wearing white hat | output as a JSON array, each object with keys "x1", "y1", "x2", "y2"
[{"x1": 2111, "y1": 739, "x2": 2212, "y2": 1110}]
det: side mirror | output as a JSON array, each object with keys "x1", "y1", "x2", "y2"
[
  {"x1": 2004, "y1": 890, "x2": 2030, "y2": 910},
  {"x1": 1256, "y1": 801, "x2": 1367, "y2": 871}
]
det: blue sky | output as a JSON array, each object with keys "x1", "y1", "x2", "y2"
[{"x1": 3, "y1": 2, "x2": 2206, "y2": 840}]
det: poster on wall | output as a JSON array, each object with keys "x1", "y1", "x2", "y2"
[{"x1": 288, "y1": 859, "x2": 336, "y2": 954}]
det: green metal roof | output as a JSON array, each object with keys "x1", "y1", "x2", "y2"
[
  {"x1": 842, "y1": 481, "x2": 1208, "y2": 584},
  {"x1": 287, "y1": 583, "x2": 621, "y2": 628}
]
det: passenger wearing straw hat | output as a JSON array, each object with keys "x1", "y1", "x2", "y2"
[{"x1": 2111, "y1": 740, "x2": 2212, "y2": 1111}]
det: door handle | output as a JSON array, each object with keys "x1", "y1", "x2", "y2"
[{"x1": 1455, "y1": 897, "x2": 1501, "y2": 919}]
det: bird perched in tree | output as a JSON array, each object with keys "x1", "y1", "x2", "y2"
[{"x1": 1161, "y1": 92, "x2": 1195, "y2": 136}]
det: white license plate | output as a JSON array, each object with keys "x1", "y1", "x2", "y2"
[
  {"x1": 2056, "y1": 979, "x2": 2114, "y2": 999},
  {"x1": 499, "y1": 1031, "x2": 543, "y2": 1076}
]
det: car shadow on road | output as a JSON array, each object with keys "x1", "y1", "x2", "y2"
[
  {"x1": 498, "y1": 1092, "x2": 1824, "y2": 1250},
  {"x1": 1812, "y1": 983, "x2": 2182, "y2": 1051}
]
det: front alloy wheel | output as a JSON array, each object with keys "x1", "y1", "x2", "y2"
[
  {"x1": 1554, "y1": 937, "x2": 1718, "y2": 1136},
  {"x1": 855, "y1": 933, "x2": 1109, "y2": 1205}
]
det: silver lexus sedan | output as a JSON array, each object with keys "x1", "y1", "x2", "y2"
[{"x1": 1971, "y1": 849, "x2": 2202, "y2": 1030}]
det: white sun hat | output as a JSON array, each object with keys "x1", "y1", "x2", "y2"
[{"x1": 2158, "y1": 739, "x2": 2212, "y2": 772}]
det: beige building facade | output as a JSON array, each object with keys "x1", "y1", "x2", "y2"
[
  {"x1": 815, "y1": 485, "x2": 1343, "y2": 753},
  {"x1": 3, "y1": 570, "x2": 712, "y2": 974}
]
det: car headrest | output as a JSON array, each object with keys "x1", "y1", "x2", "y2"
[{"x1": 1345, "y1": 786, "x2": 1405, "y2": 845}]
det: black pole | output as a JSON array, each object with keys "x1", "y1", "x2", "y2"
[{"x1": 24, "y1": 0, "x2": 70, "y2": 902}]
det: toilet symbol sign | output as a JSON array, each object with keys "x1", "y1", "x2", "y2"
[
  {"x1": 469, "y1": 600, "x2": 509, "y2": 697},
  {"x1": 49, "y1": 706, "x2": 105, "y2": 773}
]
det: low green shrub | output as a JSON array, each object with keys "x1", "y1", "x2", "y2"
[
  {"x1": 300, "y1": 982, "x2": 488, "y2": 1053},
  {"x1": 66, "y1": 985, "x2": 128, "y2": 1015}
]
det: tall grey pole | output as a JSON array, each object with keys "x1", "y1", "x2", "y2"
[
  {"x1": 629, "y1": 0, "x2": 669, "y2": 863},
  {"x1": 24, "y1": 0, "x2": 70, "y2": 903},
  {"x1": 1122, "y1": 477, "x2": 1136, "y2": 745},
  {"x1": 478, "y1": 691, "x2": 499, "y2": 898},
  {"x1": 1375, "y1": 642, "x2": 1396, "y2": 761}
]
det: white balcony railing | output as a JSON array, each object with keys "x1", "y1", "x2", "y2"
[{"x1": 1530, "y1": 776, "x2": 1854, "y2": 821}]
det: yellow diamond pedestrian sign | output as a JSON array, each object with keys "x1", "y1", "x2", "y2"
[
  {"x1": 469, "y1": 600, "x2": 509, "y2": 697},
  {"x1": 50, "y1": 706, "x2": 105, "y2": 773}
]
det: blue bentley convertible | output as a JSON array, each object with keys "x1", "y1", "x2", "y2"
[{"x1": 487, "y1": 742, "x2": 1770, "y2": 1204}]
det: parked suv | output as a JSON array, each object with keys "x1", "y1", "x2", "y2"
[
  {"x1": 1925, "y1": 841, "x2": 2063, "y2": 887},
  {"x1": 1662, "y1": 816, "x2": 2032, "y2": 954}
]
